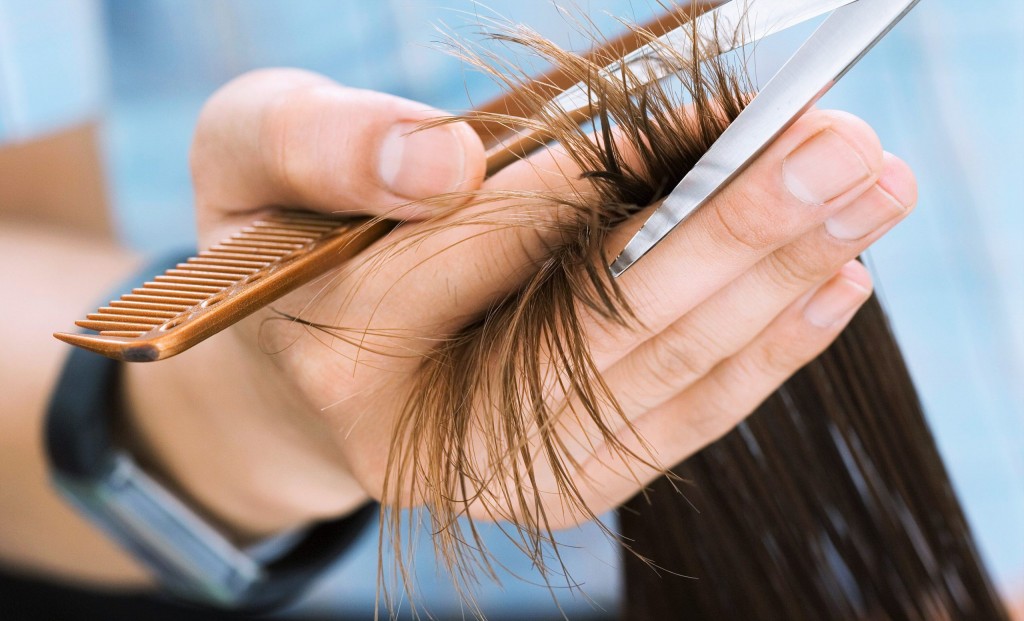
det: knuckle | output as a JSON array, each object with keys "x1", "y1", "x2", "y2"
[
  {"x1": 758, "y1": 339, "x2": 798, "y2": 375},
  {"x1": 191, "y1": 70, "x2": 341, "y2": 200},
  {"x1": 683, "y1": 374, "x2": 746, "y2": 439},
  {"x1": 751, "y1": 330, "x2": 814, "y2": 379},
  {"x1": 639, "y1": 322, "x2": 717, "y2": 392},
  {"x1": 190, "y1": 97, "x2": 230, "y2": 184},
  {"x1": 765, "y1": 245, "x2": 824, "y2": 290},
  {"x1": 709, "y1": 193, "x2": 775, "y2": 253},
  {"x1": 260, "y1": 85, "x2": 322, "y2": 196}
]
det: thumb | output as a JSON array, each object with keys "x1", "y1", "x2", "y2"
[{"x1": 191, "y1": 69, "x2": 486, "y2": 222}]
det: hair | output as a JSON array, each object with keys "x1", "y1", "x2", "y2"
[
  {"x1": 620, "y1": 297, "x2": 1008, "y2": 620},
  {"x1": 304, "y1": 3, "x2": 1008, "y2": 618}
]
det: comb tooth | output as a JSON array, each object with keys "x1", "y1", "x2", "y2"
[
  {"x1": 254, "y1": 226, "x2": 335, "y2": 237},
  {"x1": 192, "y1": 255, "x2": 272, "y2": 266},
  {"x1": 229, "y1": 231, "x2": 306, "y2": 242},
  {"x1": 99, "y1": 306, "x2": 179, "y2": 319},
  {"x1": 54, "y1": 331, "x2": 160, "y2": 361},
  {"x1": 212, "y1": 246, "x2": 291, "y2": 256},
  {"x1": 145, "y1": 281, "x2": 222, "y2": 294},
  {"x1": 133, "y1": 287, "x2": 208, "y2": 300},
  {"x1": 134, "y1": 285, "x2": 209, "y2": 298},
  {"x1": 191, "y1": 260, "x2": 271, "y2": 271},
  {"x1": 238, "y1": 230, "x2": 319, "y2": 242},
  {"x1": 87, "y1": 313, "x2": 164, "y2": 325},
  {"x1": 237, "y1": 230, "x2": 315, "y2": 238},
  {"x1": 202, "y1": 246, "x2": 278, "y2": 255},
  {"x1": 77, "y1": 319, "x2": 159, "y2": 332},
  {"x1": 122, "y1": 293, "x2": 202, "y2": 306},
  {"x1": 154, "y1": 275, "x2": 236, "y2": 287},
  {"x1": 209, "y1": 245, "x2": 290, "y2": 257},
  {"x1": 220, "y1": 239, "x2": 303, "y2": 251},
  {"x1": 227, "y1": 232, "x2": 305, "y2": 243},
  {"x1": 268, "y1": 213, "x2": 348, "y2": 226},
  {"x1": 252, "y1": 222, "x2": 335, "y2": 234},
  {"x1": 168, "y1": 268, "x2": 250, "y2": 279},
  {"x1": 110, "y1": 300, "x2": 191, "y2": 312},
  {"x1": 177, "y1": 263, "x2": 258, "y2": 274}
]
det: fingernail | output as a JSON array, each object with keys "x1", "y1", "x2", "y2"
[
  {"x1": 804, "y1": 272, "x2": 871, "y2": 328},
  {"x1": 783, "y1": 129, "x2": 871, "y2": 205},
  {"x1": 378, "y1": 122, "x2": 467, "y2": 199},
  {"x1": 825, "y1": 184, "x2": 908, "y2": 241}
]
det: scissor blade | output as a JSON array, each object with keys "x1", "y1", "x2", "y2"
[
  {"x1": 609, "y1": 0, "x2": 922, "y2": 278},
  {"x1": 548, "y1": 0, "x2": 858, "y2": 117}
]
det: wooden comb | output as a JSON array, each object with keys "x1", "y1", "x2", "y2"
[{"x1": 56, "y1": 7, "x2": 709, "y2": 362}]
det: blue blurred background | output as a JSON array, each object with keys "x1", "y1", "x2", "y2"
[{"x1": 1, "y1": 0, "x2": 1021, "y2": 617}]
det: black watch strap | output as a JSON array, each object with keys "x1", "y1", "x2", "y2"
[{"x1": 45, "y1": 251, "x2": 377, "y2": 613}]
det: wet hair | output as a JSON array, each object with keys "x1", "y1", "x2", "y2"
[{"x1": 309, "y1": 4, "x2": 1007, "y2": 618}]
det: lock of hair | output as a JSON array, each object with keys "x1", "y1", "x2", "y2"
[{"x1": 54, "y1": 211, "x2": 391, "y2": 362}]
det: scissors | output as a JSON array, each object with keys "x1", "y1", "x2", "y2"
[{"x1": 599, "y1": 0, "x2": 923, "y2": 277}]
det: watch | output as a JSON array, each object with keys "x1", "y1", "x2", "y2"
[{"x1": 44, "y1": 252, "x2": 376, "y2": 612}]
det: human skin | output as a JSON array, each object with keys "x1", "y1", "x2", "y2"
[
  {"x1": 119, "y1": 68, "x2": 918, "y2": 538},
  {"x1": 0, "y1": 68, "x2": 922, "y2": 588}
]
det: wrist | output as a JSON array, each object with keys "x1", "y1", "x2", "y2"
[
  {"x1": 119, "y1": 326, "x2": 369, "y2": 541},
  {"x1": 45, "y1": 249, "x2": 378, "y2": 609}
]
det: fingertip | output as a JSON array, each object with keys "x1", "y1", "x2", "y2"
[
  {"x1": 378, "y1": 118, "x2": 484, "y2": 199},
  {"x1": 779, "y1": 110, "x2": 884, "y2": 208},
  {"x1": 251, "y1": 82, "x2": 488, "y2": 221},
  {"x1": 450, "y1": 118, "x2": 488, "y2": 191},
  {"x1": 386, "y1": 118, "x2": 487, "y2": 219},
  {"x1": 803, "y1": 261, "x2": 872, "y2": 329},
  {"x1": 801, "y1": 110, "x2": 884, "y2": 174},
  {"x1": 878, "y1": 152, "x2": 919, "y2": 211},
  {"x1": 837, "y1": 259, "x2": 873, "y2": 293}
]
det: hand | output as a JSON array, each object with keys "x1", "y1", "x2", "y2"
[{"x1": 123, "y1": 69, "x2": 916, "y2": 538}]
